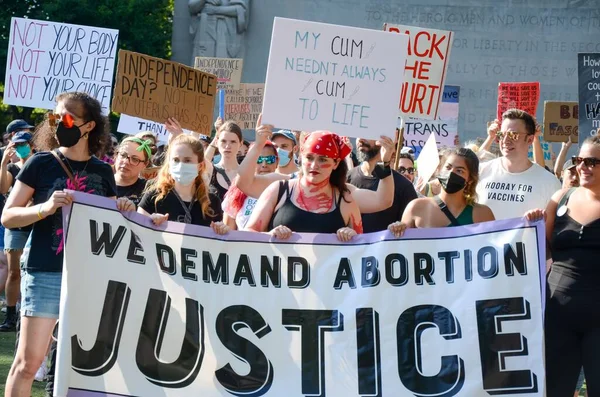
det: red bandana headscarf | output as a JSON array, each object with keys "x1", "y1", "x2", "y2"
[{"x1": 301, "y1": 131, "x2": 351, "y2": 160}]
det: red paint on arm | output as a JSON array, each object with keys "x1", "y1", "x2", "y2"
[{"x1": 350, "y1": 213, "x2": 363, "y2": 234}]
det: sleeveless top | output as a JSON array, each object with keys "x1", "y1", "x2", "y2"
[
  {"x1": 434, "y1": 196, "x2": 474, "y2": 227},
  {"x1": 269, "y1": 181, "x2": 347, "y2": 233},
  {"x1": 549, "y1": 188, "x2": 600, "y2": 295},
  {"x1": 210, "y1": 166, "x2": 231, "y2": 201}
]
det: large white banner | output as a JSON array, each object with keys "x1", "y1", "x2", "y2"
[
  {"x1": 4, "y1": 18, "x2": 118, "y2": 113},
  {"x1": 57, "y1": 193, "x2": 546, "y2": 397},
  {"x1": 261, "y1": 18, "x2": 409, "y2": 140}
]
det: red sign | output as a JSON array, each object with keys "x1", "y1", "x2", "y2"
[{"x1": 497, "y1": 82, "x2": 540, "y2": 120}]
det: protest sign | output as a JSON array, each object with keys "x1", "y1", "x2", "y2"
[
  {"x1": 225, "y1": 83, "x2": 264, "y2": 129},
  {"x1": 543, "y1": 101, "x2": 579, "y2": 143},
  {"x1": 57, "y1": 193, "x2": 546, "y2": 397},
  {"x1": 4, "y1": 17, "x2": 118, "y2": 113},
  {"x1": 112, "y1": 50, "x2": 217, "y2": 134},
  {"x1": 404, "y1": 85, "x2": 459, "y2": 156},
  {"x1": 117, "y1": 114, "x2": 193, "y2": 143},
  {"x1": 383, "y1": 24, "x2": 453, "y2": 120},
  {"x1": 577, "y1": 53, "x2": 600, "y2": 143},
  {"x1": 528, "y1": 135, "x2": 555, "y2": 169},
  {"x1": 194, "y1": 57, "x2": 243, "y2": 90},
  {"x1": 497, "y1": 82, "x2": 540, "y2": 120},
  {"x1": 261, "y1": 18, "x2": 409, "y2": 140}
]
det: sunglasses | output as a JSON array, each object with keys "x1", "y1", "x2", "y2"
[
  {"x1": 257, "y1": 155, "x2": 277, "y2": 165},
  {"x1": 398, "y1": 166, "x2": 415, "y2": 175},
  {"x1": 496, "y1": 131, "x2": 528, "y2": 141},
  {"x1": 48, "y1": 112, "x2": 88, "y2": 129},
  {"x1": 572, "y1": 156, "x2": 600, "y2": 168}
]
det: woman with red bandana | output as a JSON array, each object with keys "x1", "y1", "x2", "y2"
[{"x1": 245, "y1": 130, "x2": 363, "y2": 242}]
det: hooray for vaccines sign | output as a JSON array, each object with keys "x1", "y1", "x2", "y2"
[{"x1": 56, "y1": 193, "x2": 546, "y2": 397}]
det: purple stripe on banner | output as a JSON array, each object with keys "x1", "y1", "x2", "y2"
[
  {"x1": 67, "y1": 389, "x2": 135, "y2": 397},
  {"x1": 63, "y1": 191, "x2": 546, "y2": 246}
]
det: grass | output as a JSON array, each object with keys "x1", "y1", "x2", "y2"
[{"x1": 0, "y1": 311, "x2": 47, "y2": 397}]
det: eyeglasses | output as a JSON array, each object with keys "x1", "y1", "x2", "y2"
[
  {"x1": 398, "y1": 166, "x2": 415, "y2": 175},
  {"x1": 257, "y1": 155, "x2": 277, "y2": 165},
  {"x1": 572, "y1": 156, "x2": 600, "y2": 168},
  {"x1": 118, "y1": 152, "x2": 144, "y2": 166},
  {"x1": 496, "y1": 131, "x2": 528, "y2": 141}
]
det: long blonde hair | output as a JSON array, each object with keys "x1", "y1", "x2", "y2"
[{"x1": 146, "y1": 135, "x2": 214, "y2": 218}]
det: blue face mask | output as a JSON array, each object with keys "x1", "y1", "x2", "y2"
[
  {"x1": 277, "y1": 148, "x2": 291, "y2": 167},
  {"x1": 15, "y1": 144, "x2": 31, "y2": 159},
  {"x1": 213, "y1": 154, "x2": 222, "y2": 164}
]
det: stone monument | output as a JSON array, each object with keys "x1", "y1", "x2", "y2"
[{"x1": 188, "y1": 0, "x2": 250, "y2": 64}]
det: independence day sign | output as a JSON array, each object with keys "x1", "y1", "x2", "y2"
[
  {"x1": 4, "y1": 17, "x2": 118, "y2": 113},
  {"x1": 261, "y1": 18, "x2": 409, "y2": 140},
  {"x1": 56, "y1": 193, "x2": 546, "y2": 397}
]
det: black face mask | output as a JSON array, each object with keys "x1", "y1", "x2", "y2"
[
  {"x1": 237, "y1": 155, "x2": 246, "y2": 163},
  {"x1": 438, "y1": 172, "x2": 467, "y2": 194},
  {"x1": 56, "y1": 121, "x2": 88, "y2": 148}
]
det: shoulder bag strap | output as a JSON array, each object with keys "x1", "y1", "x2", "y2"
[
  {"x1": 215, "y1": 166, "x2": 231, "y2": 187},
  {"x1": 556, "y1": 187, "x2": 576, "y2": 214},
  {"x1": 434, "y1": 196, "x2": 460, "y2": 227},
  {"x1": 50, "y1": 150, "x2": 75, "y2": 185}
]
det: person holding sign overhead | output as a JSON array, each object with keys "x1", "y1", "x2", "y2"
[
  {"x1": 388, "y1": 148, "x2": 495, "y2": 234},
  {"x1": 138, "y1": 134, "x2": 229, "y2": 234},
  {"x1": 245, "y1": 124, "x2": 363, "y2": 242},
  {"x1": 1, "y1": 92, "x2": 135, "y2": 397}
]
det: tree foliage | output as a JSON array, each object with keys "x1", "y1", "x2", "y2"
[{"x1": 0, "y1": 0, "x2": 174, "y2": 132}]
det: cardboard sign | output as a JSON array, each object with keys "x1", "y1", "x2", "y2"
[
  {"x1": 4, "y1": 17, "x2": 119, "y2": 113},
  {"x1": 57, "y1": 192, "x2": 546, "y2": 397},
  {"x1": 577, "y1": 53, "x2": 600, "y2": 143},
  {"x1": 497, "y1": 82, "x2": 540, "y2": 120},
  {"x1": 225, "y1": 83, "x2": 264, "y2": 129},
  {"x1": 383, "y1": 24, "x2": 453, "y2": 120},
  {"x1": 261, "y1": 18, "x2": 409, "y2": 140},
  {"x1": 112, "y1": 50, "x2": 217, "y2": 134},
  {"x1": 117, "y1": 114, "x2": 193, "y2": 143},
  {"x1": 194, "y1": 57, "x2": 243, "y2": 90},
  {"x1": 528, "y1": 135, "x2": 555, "y2": 169},
  {"x1": 543, "y1": 101, "x2": 579, "y2": 143},
  {"x1": 404, "y1": 85, "x2": 459, "y2": 156}
]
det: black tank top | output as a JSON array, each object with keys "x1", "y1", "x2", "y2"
[
  {"x1": 549, "y1": 188, "x2": 600, "y2": 295},
  {"x1": 210, "y1": 166, "x2": 231, "y2": 201},
  {"x1": 269, "y1": 181, "x2": 346, "y2": 233}
]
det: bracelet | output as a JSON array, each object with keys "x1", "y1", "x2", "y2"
[
  {"x1": 373, "y1": 164, "x2": 392, "y2": 179},
  {"x1": 37, "y1": 204, "x2": 44, "y2": 220}
]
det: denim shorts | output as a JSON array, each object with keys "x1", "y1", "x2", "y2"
[
  {"x1": 20, "y1": 270, "x2": 62, "y2": 319},
  {"x1": 4, "y1": 229, "x2": 30, "y2": 251},
  {"x1": 0, "y1": 225, "x2": 5, "y2": 250}
]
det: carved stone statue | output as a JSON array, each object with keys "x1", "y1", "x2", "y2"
[{"x1": 188, "y1": 0, "x2": 250, "y2": 62}]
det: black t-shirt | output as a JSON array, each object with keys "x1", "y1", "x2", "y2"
[
  {"x1": 117, "y1": 178, "x2": 147, "y2": 207},
  {"x1": 139, "y1": 189, "x2": 223, "y2": 226},
  {"x1": 7, "y1": 162, "x2": 32, "y2": 233},
  {"x1": 18, "y1": 151, "x2": 117, "y2": 272},
  {"x1": 347, "y1": 166, "x2": 418, "y2": 233}
]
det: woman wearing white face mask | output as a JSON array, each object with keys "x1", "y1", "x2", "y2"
[{"x1": 138, "y1": 135, "x2": 229, "y2": 234}]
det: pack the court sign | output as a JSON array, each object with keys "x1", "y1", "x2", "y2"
[{"x1": 56, "y1": 193, "x2": 546, "y2": 397}]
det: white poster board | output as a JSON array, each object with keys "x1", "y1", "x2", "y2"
[
  {"x1": 261, "y1": 18, "x2": 409, "y2": 140},
  {"x1": 4, "y1": 17, "x2": 119, "y2": 113},
  {"x1": 117, "y1": 115, "x2": 193, "y2": 143},
  {"x1": 383, "y1": 24, "x2": 453, "y2": 120}
]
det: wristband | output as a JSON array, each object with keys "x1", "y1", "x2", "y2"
[
  {"x1": 373, "y1": 164, "x2": 392, "y2": 179},
  {"x1": 37, "y1": 204, "x2": 44, "y2": 220}
]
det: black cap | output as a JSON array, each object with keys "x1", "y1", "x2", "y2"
[{"x1": 6, "y1": 119, "x2": 34, "y2": 135}]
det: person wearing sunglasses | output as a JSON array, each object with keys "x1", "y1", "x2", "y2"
[
  {"x1": 476, "y1": 109, "x2": 561, "y2": 220},
  {"x1": 222, "y1": 141, "x2": 279, "y2": 230},
  {"x1": 524, "y1": 136, "x2": 600, "y2": 396},
  {"x1": 114, "y1": 137, "x2": 153, "y2": 206},
  {"x1": 397, "y1": 152, "x2": 416, "y2": 184},
  {"x1": 1, "y1": 92, "x2": 135, "y2": 397}
]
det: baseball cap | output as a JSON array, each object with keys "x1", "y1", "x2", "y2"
[
  {"x1": 198, "y1": 134, "x2": 211, "y2": 143},
  {"x1": 400, "y1": 147, "x2": 415, "y2": 155},
  {"x1": 11, "y1": 131, "x2": 32, "y2": 143},
  {"x1": 6, "y1": 119, "x2": 34, "y2": 135},
  {"x1": 563, "y1": 159, "x2": 576, "y2": 171},
  {"x1": 272, "y1": 130, "x2": 297, "y2": 144}
]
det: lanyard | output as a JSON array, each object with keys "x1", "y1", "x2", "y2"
[{"x1": 172, "y1": 190, "x2": 196, "y2": 224}]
